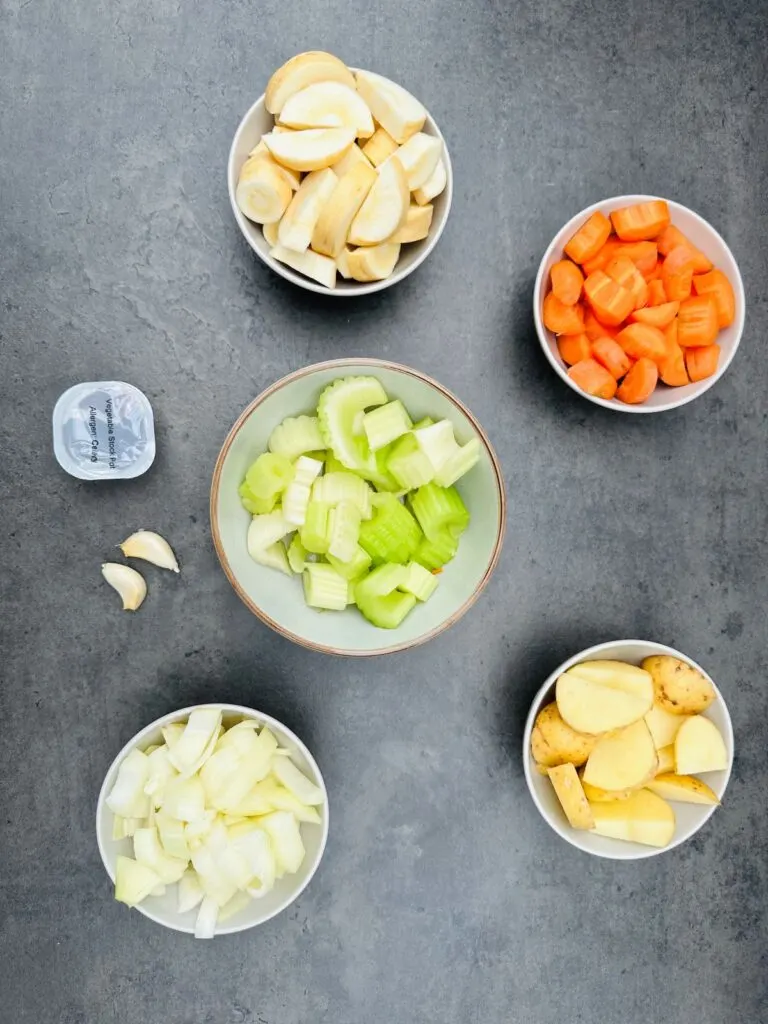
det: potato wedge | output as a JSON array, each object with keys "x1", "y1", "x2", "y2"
[
  {"x1": 265, "y1": 51, "x2": 356, "y2": 114},
  {"x1": 589, "y1": 789, "x2": 675, "y2": 848},
  {"x1": 583, "y1": 719, "x2": 657, "y2": 791},
  {"x1": 645, "y1": 704, "x2": 689, "y2": 750},
  {"x1": 547, "y1": 764, "x2": 594, "y2": 830},
  {"x1": 674, "y1": 716, "x2": 728, "y2": 774},
  {"x1": 530, "y1": 702, "x2": 596, "y2": 769},
  {"x1": 556, "y1": 661, "x2": 653, "y2": 735},
  {"x1": 580, "y1": 779, "x2": 635, "y2": 802},
  {"x1": 655, "y1": 744, "x2": 675, "y2": 774},
  {"x1": 645, "y1": 773, "x2": 720, "y2": 806},
  {"x1": 348, "y1": 156, "x2": 409, "y2": 245},
  {"x1": 311, "y1": 161, "x2": 377, "y2": 257},
  {"x1": 642, "y1": 655, "x2": 716, "y2": 715},
  {"x1": 354, "y1": 69, "x2": 427, "y2": 144}
]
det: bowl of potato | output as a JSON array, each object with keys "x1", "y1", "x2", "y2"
[
  {"x1": 228, "y1": 51, "x2": 452, "y2": 294},
  {"x1": 522, "y1": 640, "x2": 733, "y2": 859}
]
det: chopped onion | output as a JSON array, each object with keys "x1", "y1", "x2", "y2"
[
  {"x1": 194, "y1": 895, "x2": 219, "y2": 939},
  {"x1": 114, "y1": 855, "x2": 161, "y2": 906},
  {"x1": 161, "y1": 776, "x2": 206, "y2": 822},
  {"x1": 178, "y1": 868, "x2": 204, "y2": 913},
  {"x1": 133, "y1": 827, "x2": 188, "y2": 884},
  {"x1": 106, "y1": 749, "x2": 150, "y2": 818},
  {"x1": 271, "y1": 757, "x2": 325, "y2": 806},
  {"x1": 167, "y1": 708, "x2": 222, "y2": 777}
]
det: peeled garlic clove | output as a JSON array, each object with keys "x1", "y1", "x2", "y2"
[
  {"x1": 120, "y1": 530, "x2": 180, "y2": 572},
  {"x1": 102, "y1": 563, "x2": 147, "y2": 611}
]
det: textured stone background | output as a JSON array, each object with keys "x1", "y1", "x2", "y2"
[{"x1": 1, "y1": 1, "x2": 767, "y2": 1022}]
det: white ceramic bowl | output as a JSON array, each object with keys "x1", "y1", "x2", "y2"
[
  {"x1": 227, "y1": 69, "x2": 453, "y2": 296},
  {"x1": 522, "y1": 640, "x2": 733, "y2": 860},
  {"x1": 96, "y1": 704, "x2": 329, "y2": 934},
  {"x1": 533, "y1": 195, "x2": 745, "y2": 413}
]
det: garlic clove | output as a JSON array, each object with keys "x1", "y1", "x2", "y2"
[
  {"x1": 102, "y1": 563, "x2": 147, "y2": 611},
  {"x1": 119, "y1": 530, "x2": 180, "y2": 573}
]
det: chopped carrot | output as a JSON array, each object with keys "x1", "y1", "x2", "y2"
[
  {"x1": 591, "y1": 337, "x2": 632, "y2": 380},
  {"x1": 644, "y1": 261, "x2": 662, "y2": 281},
  {"x1": 647, "y1": 279, "x2": 667, "y2": 306},
  {"x1": 550, "y1": 260, "x2": 584, "y2": 306},
  {"x1": 658, "y1": 319, "x2": 689, "y2": 386},
  {"x1": 630, "y1": 301, "x2": 679, "y2": 328},
  {"x1": 677, "y1": 294, "x2": 719, "y2": 347},
  {"x1": 583, "y1": 270, "x2": 635, "y2": 326},
  {"x1": 616, "y1": 322, "x2": 667, "y2": 362},
  {"x1": 543, "y1": 292, "x2": 585, "y2": 334},
  {"x1": 604, "y1": 255, "x2": 649, "y2": 309},
  {"x1": 685, "y1": 344, "x2": 720, "y2": 382},
  {"x1": 613, "y1": 241, "x2": 658, "y2": 278},
  {"x1": 584, "y1": 309, "x2": 619, "y2": 341},
  {"x1": 617, "y1": 357, "x2": 658, "y2": 403},
  {"x1": 582, "y1": 237, "x2": 621, "y2": 276},
  {"x1": 656, "y1": 224, "x2": 713, "y2": 272},
  {"x1": 610, "y1": 200, "x2": 670, "y2": 242},
  {"x1": 557, "y1": 332, "x2": 592, "y2": 366},
  {"x1": 661, "y1": 245, "x2": 695, "y2": 301},
  {"x1": 692, "y1": 269, "x2": 735, "y2": 328},
  {"x1": 564, "y1": 211, "x2": 612, "y2": 264},
  {"x1": 568, "y1": 358, "x2": 617, "y2": 399}
]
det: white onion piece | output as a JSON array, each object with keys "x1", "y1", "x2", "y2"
[
  {"x1": 114, "y1": 856, "x2": 160, "y2": 906},
  {"x1": 271, "y1": 757, "x2": 324, "y2": 806},
  {"x1": 167, "y1": 708, "x2": 222, "y2": 777},
  {"x1": 194, "y1": 895, "x2": 219, "y2": 939},
  {"x1": 106, "y1": 749, "x2": 150, "y2": 818},
  {"x1": 178, "y1": 869, "x2": 204, "y2": 913}
]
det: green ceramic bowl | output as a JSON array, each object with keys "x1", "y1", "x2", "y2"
[{"x1": 211, "y1": 359, "x2": 506, "y2": 656}]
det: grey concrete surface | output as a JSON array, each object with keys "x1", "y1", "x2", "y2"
[{"x1": 1, "y1": 1, "x2": 767, "y2": 1021}]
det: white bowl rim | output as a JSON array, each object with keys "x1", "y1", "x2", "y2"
[
  {"x1": 210, "y1": 357, "x2": 506, "y2": 656},
  {"x1": 96, "y1": 703, "x2": 330, "y2": 934},
  {"x1": 533, "y1": 194, "x2": 746, "y2": 413},
  {"x1": 227, "y1": 67, "x2": 454, "y2": 297},
  {"x1": 521, "y1": 639, "x2": 734, "y2": 860}
]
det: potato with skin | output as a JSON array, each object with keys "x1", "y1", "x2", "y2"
[
  {"x1": 655, "y1": 745, "x2": 676, "y2": 775},
  {"x1": 674, "y1": 716, "x2": 728, "y2": 774},
  {"x1": 556, "y1": 661, "x2": 653, "y2": 735},
  {"x1": 589, "y1": 789, "x2": 675, "y2": 848},
  {"x1": 547, "y1": 764, "x2": 594, "y2": 830},
  {"x1": 642, "y1": 655, "x2": 716, "y2": 715},
  {"x1": 530, "y1": 702, "x2": 596, "y2": 769},
  {"x1": 583, "y1": 719, "x2": 658, "y2": 791},
  {"x1": 580, "y1": 779, "x2": 635, "y2": 802},
  {"x1": 645, "y1": 704, "x2": 689, "y2": 749},
  {"x1": 645, "y1": 773, "x2": 720, "y2": 806}
]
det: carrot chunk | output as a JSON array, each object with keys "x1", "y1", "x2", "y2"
[
  {"x1": 647, "y1": 279, "x2": 667, "y2": 306},
  {"x1": 557, "y1": 332, "x2": 592, "y2": 366},
  {"x1": 677, "y1": 294, "x2": 719, "y2": 347},
  {"x1": 685, "y1": 344, "x2": 720, "y2": 382},
  {"x1": 564, "y1": 212, "x2": 612, "y2": 264},
  {"x1": 581, "y1": 237, "x2": 621, "y2": 276},
  {"x1": 616, "y1": 322, "x2": 667, "y2": 362},
  {"x1": 692, "y1": 269, "x2": 735, "y2": 328},
  {"x1": 656, "y1": 224, "x2": 713, "y2": 272},
  {"x1": 583, "y1": 270, "x2": 635, "y2": 327},
  {"x1": 604, "y1": 255, "x2": 649, "y2": 310},
  {"x1": 617, "y1": 357, "x2": 658, "y2": 404},
  {"x1": 610, "y1": 200, "x2": 670, "y2": 242},
  {"x1": 661, "y1": 245, "x2": 695, "y2": 301},
  {"x1": 568, "y1": 358, "x2": 618, "y2": 399},
  {"x1": 543, "y1": 292, "x2": 585, "y2": 334},
  {"x1": 591, "y1": 336, "x2": 632, "y2": 380},
  {"x1": 657, "y1": 319, "x2": 689, "y2": 386},
  {"x1": 550, "y1": 260, "x2": 584, "y2": 306},
  {"x1": 630, "y1": 301, "x2": 679, "y2": 328},
  {"x1": 612, "y1": 241, "x2": 658, "y2": 278}
]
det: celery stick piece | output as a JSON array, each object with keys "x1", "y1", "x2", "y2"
[
  {"x1": 408, "y1": 483, "x2": 469, "y2": 540},
  {"x1": 244, "y1": 453, "x2": 294, "y2": 500},
  {"x1": 434, "y1": 438, "x2": 481, "y2": 487},
  {"x1": 414, "y1": 420, "x2": 459, "y2": 471},
  {"x1": 362, "y1": 400, "x2": 413, "y2": 451},
  {"x1": 268, "y1": 415, "x2": 325, "y2": 460},
  {"x1": 299, "y1": 501, "x2": 331, "y2": 553},
  {"x1": 400, "y1": 561, "x2": 439, "y2": 602},
  {"x1": 286, "y1": 534, "x2": 309, "y2": 574},
  {"x1": 282, "y1": 455, "x2": 323, "y2": 526},
  {"x1": 312, "y1": 471, "x2": 373, "y2": 518},
  {"x1": 386, "y1": 433, "x2": 434, "y2": 490},
  {"x1": 412, "y1": 417, "x2": 434, "y2": 429},
  {"x1": 358, "y1": 495, "x2": 422, "y2": 565},
  {"x1": 317, "y1": 376, "x2": 388, "y2": 474},
  {"x1": 247, "y1": 511, "x2": 291, "y2": 565},
  {"x1": 355, "y1": 563, "x2": 408, "y2": 597},
  {"x1": 326, "y1": 544, "x2": 372, "y2": 580},
  {"x1": 302, "y1": 563, "x2": 348, "y2": 610},
  {"x1": 327, "y1": 501, "x2": 361, "y2": 563},
  {"x1": 356, "y1": 589, "x2": 417, "y2": 629},
  {"x1": 412, "y1": 529, "x2": 457, "y2": 570},
  {"x1": 238, "y1": 483, "x2": 276, "y2": 516}
]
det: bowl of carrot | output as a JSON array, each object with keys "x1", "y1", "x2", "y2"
[{"x1": 534, "y1": 195, "x2": 745, "y2": 412}]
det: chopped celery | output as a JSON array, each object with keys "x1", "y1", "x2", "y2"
[
  {"x1": 286, "y1": 534, "x2": 308, "y2": 574},
  {"x1": 282, "y1": 455, "x2": 323, "y2": 526},
  {"x1": 327, "y1": 501, "x2": 361, "y2": 563},
  {"x1": 244, "y1": 453, "x2": 294, "y2": 501},
  {"x1": 254, "y1": 541, "x2": 292, "y2": 575},
  {"x1": 302, "y1": 563, "x2": 348, "y2": 610},
  {"x1": 400, "y1": 561, "x2": 439, "y2": 602},
  {"x1": 362, "y1": 399, "x2": 413, "y2": 451},
  {"x1": 312, "y1": 471, "x2": 373, "y2": 519},
  {"x1": 326, "y1": 544, "x2": 372, "y2": 580},
  {"x1": 325, "y1": 451, "x2": 347, "y2": 474},
  {"x1": 414, "y1": 420, "x2": 458, "y2": 469},
  {"x1": 300, "y1": 500, "x2": 331, "y2": 554},
  {"x1": 412, "y1": 529, "x2": 457, "y2": 570},
  {"x1": 317, "y1": 376, "x2": 388, "y2": 474},
  {"x1": 355, "y1": 566, "x2": 417, "y2": 628},
  {"x1": 238, "y1": 482, "x2": 275, "y2": 516},
  {"x1": 355, "y1": 563, "x2": 408, "y2": 597},
  {"x1": 408, "y1": 483, "x2": 469, "y2": 540},
  {"x1": 358, "y1": 495, "x2": 422, "y2": 565},
  {"x1": 434, "y1": 438, "x2": 481, "y2": 487},
  {"x1": 413, "y1": 416, "x2": 434, "y2": 429},
  {"x1": 362, "y1": 445, "x2": 400, "y2": 492},
  {"x1": 247, "y1": 510, "x2": 290, "y2": 555},
  {"x1": 268, "y1": 415, "x2": 325, "y2": 460},
  {"x1": 387, "y1": 433, "x2": 435, "y2": 490}
]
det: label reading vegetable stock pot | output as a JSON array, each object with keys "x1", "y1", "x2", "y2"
[{"x1": 52, "y1": 381, "x2": 156, "y2": 480}]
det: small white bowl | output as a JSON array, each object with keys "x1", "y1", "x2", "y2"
[
  {"x1": 533, "y1": 195, "x2": 745, "y2": 413},
  {"x1": 522, "y1": 640, "x2": 733, "y2": 860},
  {"x1": 227, "y1": 69, "x2": 453, "y2": 296},
  {"x1": 96, "y1": 703, "x2": 329, "y2": 934}
]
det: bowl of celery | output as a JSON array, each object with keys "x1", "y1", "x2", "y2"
[{"x1": 210, "y1": 359, "x2": 505, "y2": 655}]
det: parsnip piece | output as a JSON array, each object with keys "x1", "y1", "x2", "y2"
[
  {"x1": 270, "y1": 245, "x2": 337, "y2": 289},
  {"x1": 362, "y1": 126, "x2": 398, "y2": 166},
  {"x1": 354, "y1": 69, "x2": 426, "y2": 143},
  {"x1": 278, "y1": 168, "x2": 338, "y2": 253},
  {"x1": 278, "y1": 81, "x2": 374, "y2": 138},
  {"x1": 265, "y1": 51, "x2": 355, "y2": 114},
  {"x1": 346, "y1": 243, "x2": 401, "y2": 282},
  {"x1": 311, "y1": 161, "x2": 377, "y2": 257},
  {"x1": 389, "y1": 203, "x2": 433, "y2": 243},
  {"x1": 413, "y1": 158, "x2": 447, "y2": 205},
  {"x1": 386, "y1": 132, "x2": 441, "y2": 190},
  {"x1": 348, "y1": 156, "x2": 409, "y2": 246},
  {"x1": 263, "y1": 127, "x2": 355, "y2": 172}
]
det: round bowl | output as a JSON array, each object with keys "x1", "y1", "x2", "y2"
[
  {"x1": 211, "y1": 358, "x2": 505, "y2": 656},
  {"x1": 96, "y1": 703, "x2": 329, "y2": 935},
  {"x1": 227, "y1": 69, "x2": 453, "y2": 296},
  {"x1": 533, "y1": 195, "x2": 745, "y2": 413},
  {"x1": 522, "y1": 640, "x2": 733, "y2": 860}
]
